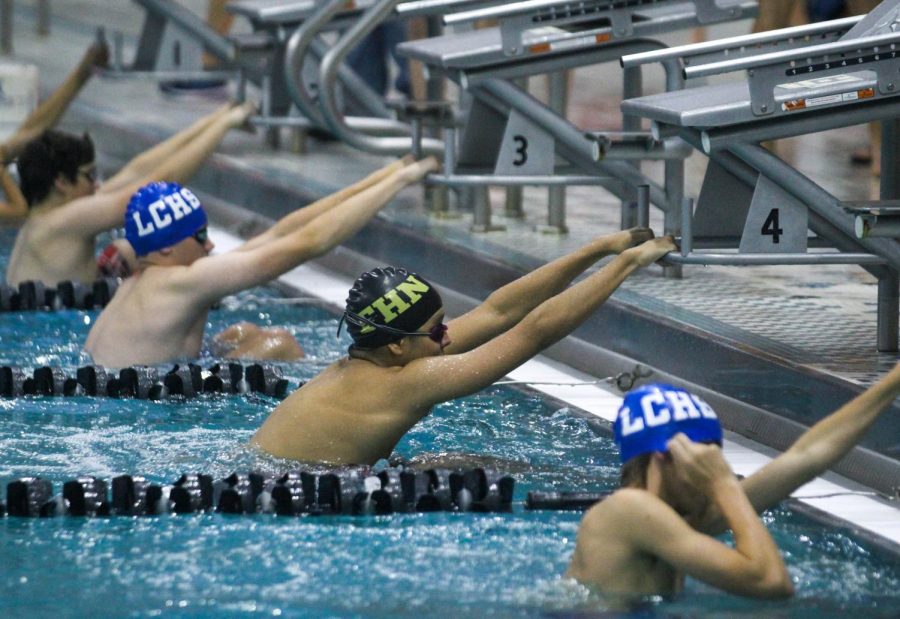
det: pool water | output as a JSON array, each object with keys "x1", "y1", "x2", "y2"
[{"x1": 0, "y1": 229, "x2": 898, "y2": 618}]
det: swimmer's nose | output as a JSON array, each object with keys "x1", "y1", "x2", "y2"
[
  {"x1": 205, "y1": 238, "x2": 215, "y2": 254},
  {"x1": 441, "y1": 330, "x2": 451, "y2": 349}
]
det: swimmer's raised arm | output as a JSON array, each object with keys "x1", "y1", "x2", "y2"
[
  {"x1": 397, "y1": 237, "x2": 675, "y2": 409},
  {"x1": 173, "y1": 157, "x2": 439, "y2": 306},
  {"x1": 0, "y1": 41, "x2": 107, "y2": 160},
  {"x1": 237, "y1": 156, "x2": 413, "y2": 253},
  {"x1": 101, "y1": 103, "x2": 247, "y2": 194},
  {"x1": 694, "y1": 362, "x2": 900, "y2": 535},
  {"x1": 446, "y1": 228, "x2": 655, "y2": 353},
  {"x1": 53, "y1": 105, "x2": 253, "y2": 237},
  {"x1": 584, "y1": 437, "x2": 792, "y2": 599}
]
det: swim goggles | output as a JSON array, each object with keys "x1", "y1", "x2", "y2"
[{"x1": 338, "y1": 310, "x2": 447, "y2": 344}]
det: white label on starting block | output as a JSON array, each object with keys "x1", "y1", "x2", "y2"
[
  {"x1": 0, "y1": 63, "x2": 37, "y2": 141},
  {"x1": 778, "y1": 74, "x2": 864, "y2": 90},
  {"x1": 806, "y1": 93, "x2": 844, "y2": 108}
]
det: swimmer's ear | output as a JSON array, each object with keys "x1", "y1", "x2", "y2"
[{"x1": 386, "y1": 341, "x2": 404, "y2": 357}]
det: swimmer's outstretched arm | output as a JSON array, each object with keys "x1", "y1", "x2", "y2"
[
  {"x1": 0, "y1": 41, "x2": 107, "y2": 160},
  {"x1": 445, "y1": 228, "x2": 655, "y2": 353},
  {"x1": 237, "y1": 155, "x2": 412, "y2": 253},
  {"x1": 397, "y1": 237, "x2": 675, "y2": 410},
  {"x1": 171, "y1": 157, "x2": 439, "y2": 305},
  {"x1": 695, "y1": 362, "x2": 900, "y2": 535},
  {"x1": 100, "y1": 103, "x2": 233, "y2": 193},
  {"x1": 50, "y1": 104, "x2": 253, "y2": 237}
]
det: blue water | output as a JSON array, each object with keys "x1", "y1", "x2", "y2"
[{"x1": 0, "y1": 229, "x2": 898, "y2": 618}]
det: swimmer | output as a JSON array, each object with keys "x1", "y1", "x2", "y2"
[
  {"x1": 0, "y1": 41, "x2": 108, "y2": 224},
  {"x1": 84, "y1": 156, "x2": 439, "y2": 366},
  {"x1": 250, "y1": 229, "x2": 676, "y2": 464},
  {"x1": 566, "y1": 367, "x2": 900, "y2": 600},
  {"x1": 5, "y1": 101, "x2": 254, "y2": 286}
]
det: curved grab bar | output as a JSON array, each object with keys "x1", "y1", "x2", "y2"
[
  {"x1": 319, "y1": 0, "x2": 444, "y2": 156},
  {"x1": 284, "y1": 0, "x2": 391, "y2": 127}
]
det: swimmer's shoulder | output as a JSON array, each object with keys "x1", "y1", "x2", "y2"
[{"x1": 582, "y1": 488, "x2": 660, "y2": 531}]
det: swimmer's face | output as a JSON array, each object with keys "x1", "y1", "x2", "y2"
[
  {"x1": 74, "y1": 162, "x2": 99, "y2": 197},
  {"x1": 170, "y1": 228, "x2": 214, "y2": 265},
  {"x1": 406, "y1": 309, "x2": 451, "y2": 356}
]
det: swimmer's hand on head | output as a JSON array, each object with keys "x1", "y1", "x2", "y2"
[{"x1": 667, "y1": 433, "x2": 736, "y2": 496}]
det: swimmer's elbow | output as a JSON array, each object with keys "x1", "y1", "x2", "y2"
[{"x1": 745, "y1": 567, "x2": 794, "y2": 599}]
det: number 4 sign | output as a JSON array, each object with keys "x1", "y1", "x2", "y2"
[{"x1": 740, "y1": 175, "x2": 808, "y2": 254}]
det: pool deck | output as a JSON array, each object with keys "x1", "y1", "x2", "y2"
[{"x1": 2, "y1": 2, "x2": 898, "y2": 510}]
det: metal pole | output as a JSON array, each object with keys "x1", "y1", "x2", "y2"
[
  {"x1": 681, "y1": 198, "x2": 693, "y2": 256},
  {"x1": 545, "y1": 70, "x2": 568, "y2": 234},
  {"x1": 636, "y1": 185, "x2": 650, "y2": 228},
  {"x1": 36, "y1": 0, "x2": 49, "y2": 36},
  {"x1": 877, "y1": 117, "x2": 900, "y2": 352},
  {"x1": 621, "y1": 64, "x2": 643, "y2": 230},
  {"x1": 1, "y1": 0, "x2": 12, "y2": 56}
]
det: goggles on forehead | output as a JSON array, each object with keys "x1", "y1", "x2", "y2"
[{"x1": 338, "y1": 310, "x2": 447, "y2": 345}]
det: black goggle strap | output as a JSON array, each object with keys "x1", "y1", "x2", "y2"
[{"x1": 339, "y1": 309, "x2": 426, "y2": 339}]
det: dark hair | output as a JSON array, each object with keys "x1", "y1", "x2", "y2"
[
  {"x1": 620, "y1": 453, "x2": 652, "y2": 488},
  {"x1": 18, "y1": 130, "x2": 95, "y2": 206}
]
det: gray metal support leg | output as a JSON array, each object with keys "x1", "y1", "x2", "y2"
[
  {"x1": 878, "y1": 118, "x2": 899, "y2": 351},
  {"x1": 504, "y1": 186, "x2": 524, "y2": 218},
  {"x1": 36, "y1": 0, "x2": 49, "y2": 36},
  {"x1": 663, "y1": 160, "x2": 684, "y2": 279},
  {"x1": 620, "y1": 65, "x2": 643, "y2": 229},
  {"x1": 471, "y1": 186, "x2": 503, "y2": 233},
  {"x1": 540, "y1": 71, "x2": 568, "y2": 234},
  {"x1": 877, "y1": 272, "x2": 899, "y2": 352},
  {"x1": 1, "y1": 0, "x2": 12, "y2": 55}
]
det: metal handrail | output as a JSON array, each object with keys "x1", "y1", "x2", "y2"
[
  {"x1": 318, "y1": 0, "x2": 444, "y2": 156},
  {"x1": 396, "y1": 0, "x2": 506, "y2": 17},
  {"x1": 684, "y1": 30, "x2": 900, "y2": 79},
  {"x1": 284, "y1": 0, "x2": 389, "y2": 126},
  {"x1": 620, "y1": 15, "x2": 862, "y2": 68}
]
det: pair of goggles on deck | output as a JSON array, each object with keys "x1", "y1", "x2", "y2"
[{"x1": 338, "y1": 310, "x2": 447, "y2": 344}]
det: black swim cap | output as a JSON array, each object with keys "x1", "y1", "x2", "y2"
[{"x1": 342, "y1": 266, "x2": 443, "y2": 350}]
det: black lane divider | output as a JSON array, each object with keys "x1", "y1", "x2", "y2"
[
  {"x1": 0, "y1": 468, "x2": 516, "y2": 517},
  {"x1": 524, "y1": 491, "x2": 610, "y2": 511},
  {"x1": 0, "y1": 278, "x2": 120, "y2": 311},
  {"x1": 0, "y1": 363, "x2": 292, "y2": 399}
]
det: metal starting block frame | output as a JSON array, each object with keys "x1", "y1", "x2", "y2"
[
  {"x1": 393, "y1": 0, "x2": 756, "y2": 237},
  {"x1": 109, "y1": 0, "x2": 236, "y2": 82},
  {"x1": 620, "y1": 0, "x2": 900, "y2": 351},
  {"x1": 114, "y1": 0, "x2": 390, "y2": 149}
]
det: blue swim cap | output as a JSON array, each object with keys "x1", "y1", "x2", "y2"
[
  {"x1": 614, "y1": 383, "x2": 723, "y2": 463},
  {"x1": 125, "y1": 182, "x2": 207, "y2": 256}
]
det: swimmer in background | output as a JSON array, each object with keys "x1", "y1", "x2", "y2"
[
  {"x1": 0, "y1": 41, "x2": 109, "y2": 224},
  {"x1": 84, "y1": 156, "x2": 439, "y2": 367},
  {"x1": 250, "y1": 229, "x2": 676, "y2": 464},
  {"x1": 566, "y1": 367, "x2": 900, "y2": 601},
  {"x1": 211, "y1": 322, "x2": 304, "y2": 361},
  {"x1": 5, "y1": 101, "x2": 254, "y2": 287}
]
